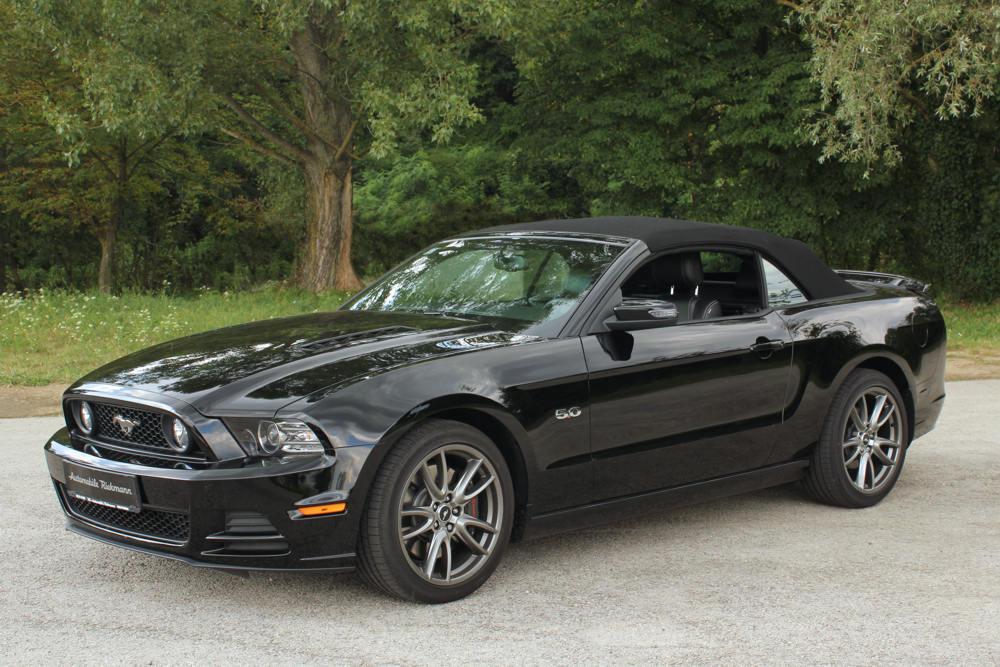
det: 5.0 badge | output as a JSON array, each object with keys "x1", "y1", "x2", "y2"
[{"x1": 554, "y1": 407, "x2": 582, "y2": 420}]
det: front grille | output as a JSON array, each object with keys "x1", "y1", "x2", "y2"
[
  {"x1": 88, "y1": 445, "x2": 197, "y2": 470},
  {"x1": 64, "y1": 491, "x2": 190, "y2": 543},
  {"x1": 92, "y1": 403, "x2": 171, "y2": 449},
  {"x1": 72, "y1": 401, "x2": 209, "y2": 461}
]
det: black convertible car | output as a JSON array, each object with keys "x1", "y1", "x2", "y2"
[{"x1": 44, "y1": 217, "x2": 946, "y2": 603}]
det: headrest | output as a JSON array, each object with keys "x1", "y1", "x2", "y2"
[
  {"x1": 650, "y1": 252, "x2": 703, "y2": 289},
  {"x1": 734, "y1": 259, "x2": 758, "y2": 292}
]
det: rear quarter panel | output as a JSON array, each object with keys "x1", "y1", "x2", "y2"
[{"x1": 767, "y1": 287, "x2": 946, "y2": 464}]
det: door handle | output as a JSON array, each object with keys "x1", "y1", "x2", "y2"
[{"x1": 750, "y1": 338, "x2": 786, "y2": 356}]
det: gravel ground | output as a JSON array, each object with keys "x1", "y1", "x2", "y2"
[{"x1": 1, "y1": 380, "x2": 997, "y2": 665}]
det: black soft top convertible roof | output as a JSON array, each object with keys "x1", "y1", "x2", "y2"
[{"x1": 478, "y1": 216, "x2": 859, "y2": 301}]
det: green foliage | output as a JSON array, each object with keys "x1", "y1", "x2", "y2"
[
  {"x1": 10, "y1": 0, "x2": 209, "y2": 164},
  {"x1": 888, "y1": 111, "x2": 1000, "y2": 301},
  {"x1": 795, "y1": 0, "x2": 1000, "y2": 168},
  {"x1": 0, "y1": 0, "x2": 997, "y2": 302},
  {"x1": 5, "y1": 0, "x2": 570, "y2": 290},
  {"x1": 13, "y1": 0, "x2": 543, "y2": 163},
  {"x1": 352, "y1": 0, "x2": 998, "y2": 299},
  {"x1": 353, "y1": 145, "x2": 517, "y2": 274}
]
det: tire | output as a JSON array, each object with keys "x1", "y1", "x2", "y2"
[
  {"x1": 357, "y1": 419, "x2": 515, "y2": 603},
  {"x1": 803, "y1": 369, "x2": 909, "y2": 508}
]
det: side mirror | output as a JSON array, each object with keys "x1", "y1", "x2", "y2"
[{"x1": 605, "y1": 299, "x2": 679, "y2": 331}]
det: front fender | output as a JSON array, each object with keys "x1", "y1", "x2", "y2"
[
  {"x1": 276, "y1": 336, "x2": 591, "y2": 518},
  {"x1": 381, "y1": 393, "x2": 537, "y2": 473}
]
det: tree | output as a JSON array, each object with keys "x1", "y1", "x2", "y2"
[
  {"x1": 495, "y1": 1, "x2": 824, "y2": 218},
  {"x1": 20, "y1": 0, "x2": 544, "y2": 291},
  {"x1": 5, "y1": 1, "x2": 204, "y2": 292},
  {"x1": 786, "y1": 0, "x2": 1000, "y2": 168}
]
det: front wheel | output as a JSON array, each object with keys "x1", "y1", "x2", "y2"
[
  {"x1": 803, "y1": 369, "x2": 909, "y2": 508},
  {"x1": 358, "y1": 419, "x2": 514, "y2": 603}
]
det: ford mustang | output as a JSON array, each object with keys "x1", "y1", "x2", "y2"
[{"x1": 43, "y1": 217, "x2": 946, "y2": 603}]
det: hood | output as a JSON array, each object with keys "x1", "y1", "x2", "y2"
[{"x1": 73, "y1": 310, "x2": 514, "y2": 415}]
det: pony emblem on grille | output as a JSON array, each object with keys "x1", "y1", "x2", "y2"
[{"x1": 112, "y1": 414, "x2": 140, "y2": 437}]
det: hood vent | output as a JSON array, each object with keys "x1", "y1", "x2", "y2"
[{"x1": 292, "y1": 326, "x2": 417, "y2": 354}]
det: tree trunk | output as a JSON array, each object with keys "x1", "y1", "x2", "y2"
[
  {"x1": 96, "y1": 140, "x2": 128, "y2": 294},
  {"x1": 298, "y1": 160, "x2": 362, "y2": 292},
  {"x1": 96, "y1": 224, "x2": 116, "y2": 294},
  {"x1": 289, "y1": 14, "x2": 363, "y2": 294},
  {"x1": 0, "y1": 224, "x2": 7, "y2": 291},
  {"x1": 98, "y1": 187, "x2": 124, "y2": 294}
]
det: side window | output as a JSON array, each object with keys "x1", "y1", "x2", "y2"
[
  {"x1": 762, "y1": 258, "x2": 807, "y2": 306},
  {"x1": 620, "y1": 248, "x2": 761, "y2": 321}
]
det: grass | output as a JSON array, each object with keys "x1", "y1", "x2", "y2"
[
  {"x1": 0, "y1": 287, "x2": 350, "y2": 386},
  {"x1": 0, "y1": 289, "x2": 996, "y2": 386},
  {"x1": 940, "y1": 300, "x2": 1000, "y2": 354}
]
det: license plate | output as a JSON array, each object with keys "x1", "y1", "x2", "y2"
[{"x1": 63, "y1": 461, "x2": 142, "y2": 513}]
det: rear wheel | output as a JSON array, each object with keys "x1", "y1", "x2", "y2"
[
  {"x1": 803, "y1": 369, "x2": 908, "y2": 508},
  {"x1": 358, "y1": 419, "x2": 514, "y2": 603}
]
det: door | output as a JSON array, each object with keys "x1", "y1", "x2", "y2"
[{"x1": 582, "y1": 310, "x2": 793, "y2": 499}]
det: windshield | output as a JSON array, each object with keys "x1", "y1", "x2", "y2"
[{"x1": 347, "y1": 236, "x2": 624, "y2": 330}]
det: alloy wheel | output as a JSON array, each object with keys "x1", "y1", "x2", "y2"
[
  {"x1": 842, "y1": 388, "x2": 902, "y2": 494},
  {"x1": 396, "y1": 444, "x2": 504, "y2": 585}
]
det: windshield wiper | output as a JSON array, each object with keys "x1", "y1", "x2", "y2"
[{"x1": 403, "y1": 308, "x2": 472, "y2": 319}]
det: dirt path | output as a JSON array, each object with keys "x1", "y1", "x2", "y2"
[
  {"x1": 0, "y1": 384, "x2": 64, "y2": 418},
  {"x1": 2, "y1": 352, "x2": 997, "y2": 418},
  {"x1": 945, "y1": 349, "x2": 1000, "y2": 381}
]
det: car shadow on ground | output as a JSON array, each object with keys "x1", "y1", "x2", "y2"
[{"x1": 97, "y1": 482, "x2": 811, "y2": 606}]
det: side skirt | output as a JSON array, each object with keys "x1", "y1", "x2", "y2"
[{"x1": 521, "y1": 460, "x2": 809, "y2": 540}]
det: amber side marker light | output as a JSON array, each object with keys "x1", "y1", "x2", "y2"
[{"x1": 297, "y1": 502, "x2": 347, "y2": 517}]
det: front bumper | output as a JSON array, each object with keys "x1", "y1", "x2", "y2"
[{"x1": 45, "y1": 428, "x2": 361, "y2": 572}]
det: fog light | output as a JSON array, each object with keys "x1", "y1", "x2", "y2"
[
  {"x1": 77, "y1": 401, "x2": 94, "y2": 434},
  {"x1": 170, "y1": 418, "x2": 191, "y2": 452}
]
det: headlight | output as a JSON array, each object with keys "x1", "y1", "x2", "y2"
[
  {"x1": 169, "y1": 417, "x2": 191, "y2": 452},
  {"x1": 75, "y1": 401, "x2": 94, "y2": 434},
  {"x1": 258, "y1": 421, "x2": 283, "y2": 455},
  {"x1": 225, "y1": 418, "x2": 325, "y2": 456}
]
